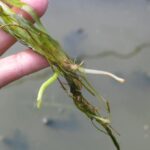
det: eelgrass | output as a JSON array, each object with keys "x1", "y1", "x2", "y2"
[{"x1": 0, "y1": 1, "x2": 125, "y2": 149}]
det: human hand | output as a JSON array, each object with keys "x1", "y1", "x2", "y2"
[{"x1": 0, "y1": 0, "x2": 49, "y2": 88}]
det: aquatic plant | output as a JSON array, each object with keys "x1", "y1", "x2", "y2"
[
  {"x1": 0, "y1": 1, "x2": 125, "y2": 149},
  {"x1": 79, "y1": 43, "x2": 150, "y2": 60}
]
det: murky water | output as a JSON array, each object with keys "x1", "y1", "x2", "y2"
[{"x1": 1, "y1": 0, "x2": 150, "y2": 149}]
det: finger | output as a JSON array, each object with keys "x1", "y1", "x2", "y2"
[
  {"x1": 0, "y1": 31, "x2": 16, "y2": 55},
  {"x1": 0, "y1": 0, "x2": 48, "y2": 55},
  {"x1": 21, "y1": 0, "x2": 48, "y2": 17},
  {"x1": 0, "y1": 49, "x2": 49, "y2": 88}
]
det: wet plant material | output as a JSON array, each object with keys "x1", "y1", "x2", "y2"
[
  {"x1": 0, "y1": 1, "x2": 125, "y2": 149},
  {"x1": 79, "y1": 43, "x2": 150, "y2": 60}
]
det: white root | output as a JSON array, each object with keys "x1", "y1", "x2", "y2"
[{"x1": 79, "y1": 67, "x2": 125, "y2": 83}]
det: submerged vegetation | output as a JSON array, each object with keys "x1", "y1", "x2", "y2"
[
  {"x1": 0, "y1": 0, "x2": 125, "y2": 149},
  {"x1": 79, "y1": 43, "x2": 150, "y2": 60}
]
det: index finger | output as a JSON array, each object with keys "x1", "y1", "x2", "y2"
[{"x1": 0, "y1": 0, "x2": 48, "y2": 55}]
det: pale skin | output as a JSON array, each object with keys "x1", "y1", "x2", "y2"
[{"x1": 0, "y1": 0, "x2": 49, "y2": 88}]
